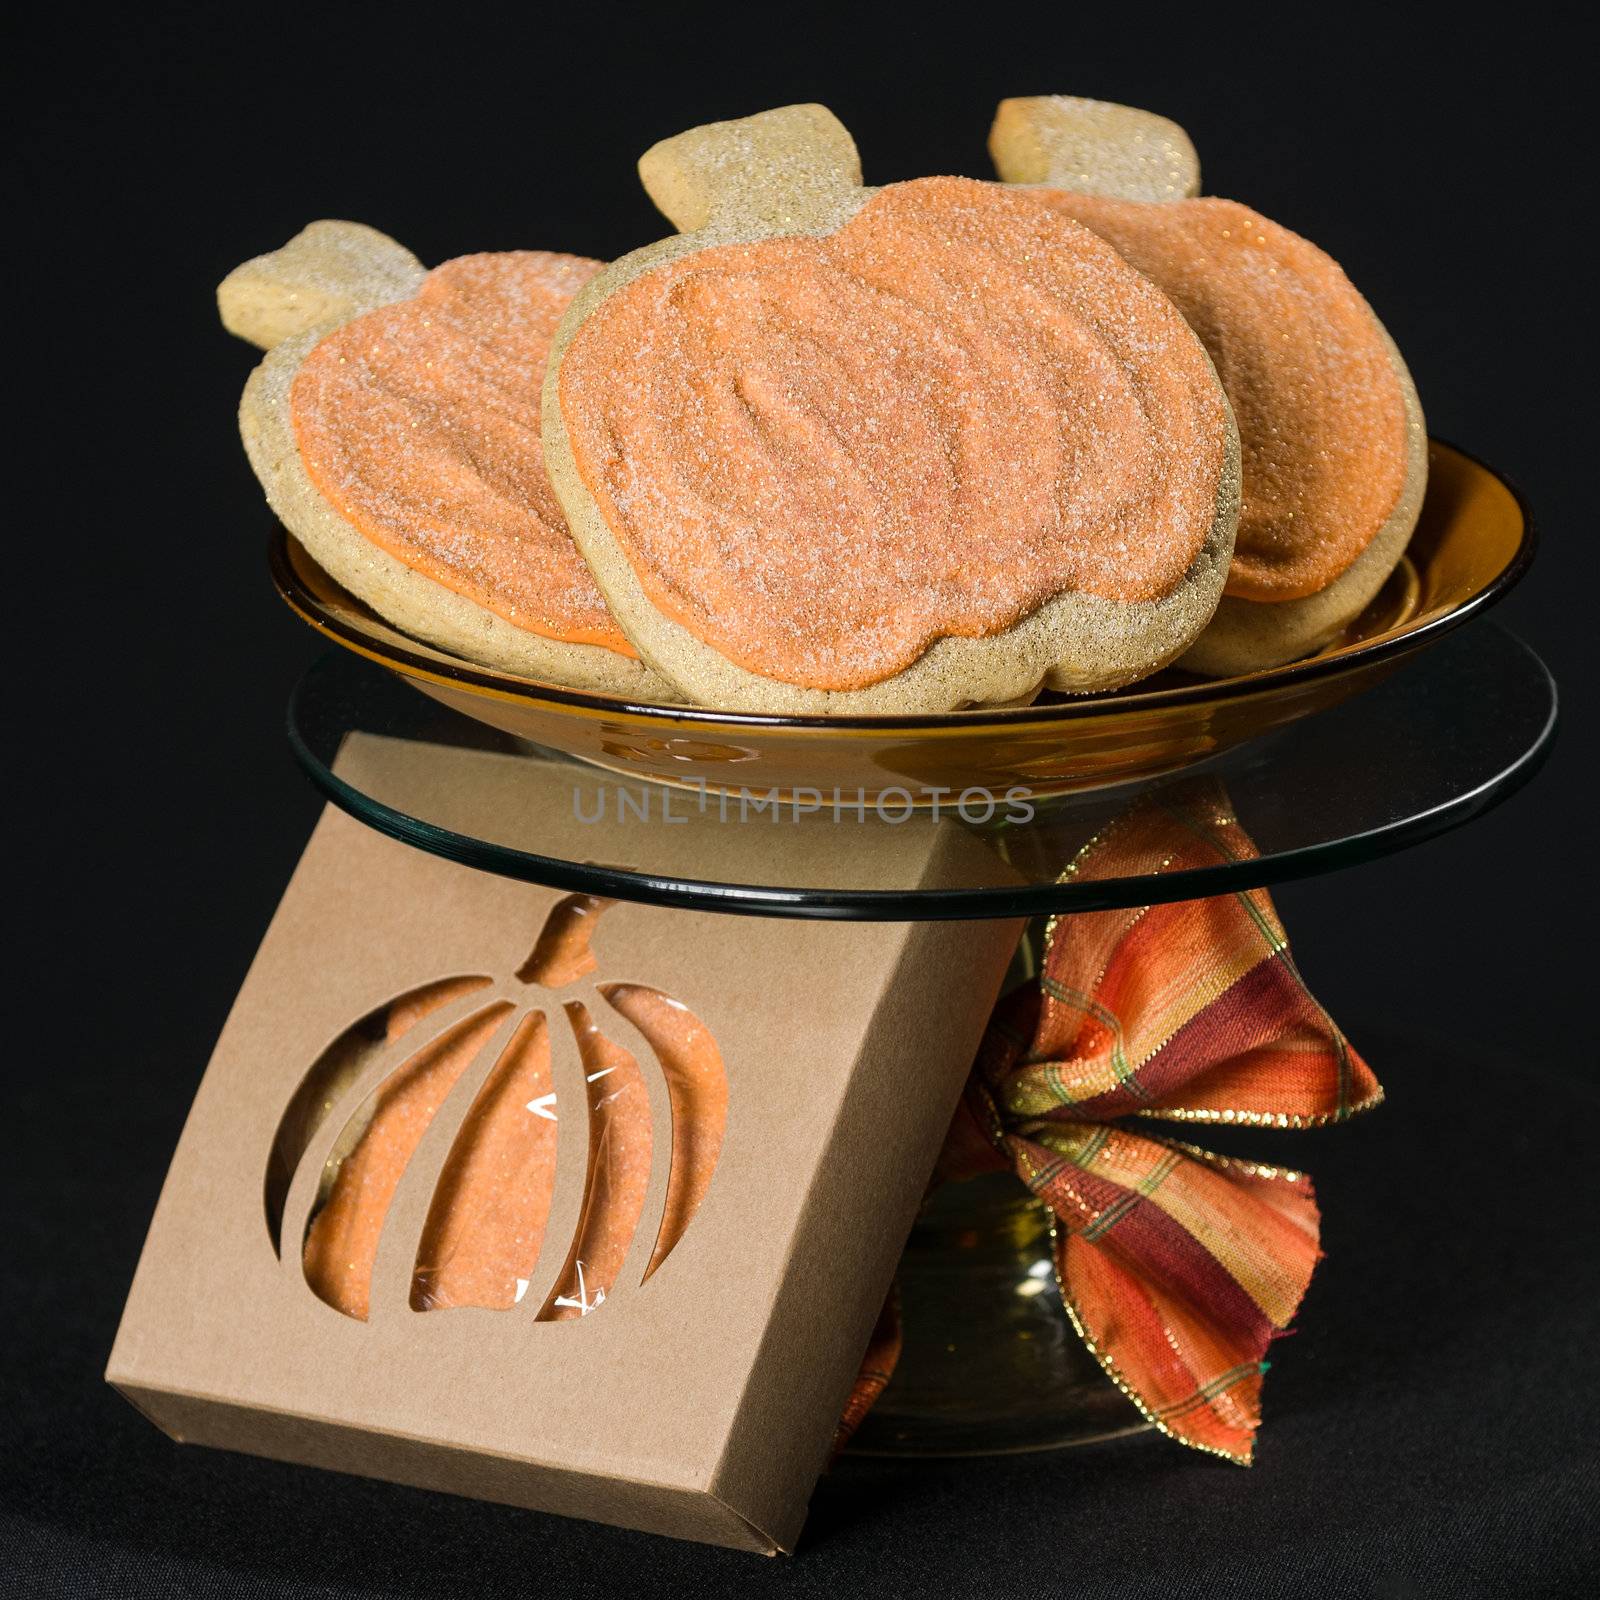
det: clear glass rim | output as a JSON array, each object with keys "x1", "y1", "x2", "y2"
[{"x1": 286, "y1": 626, "x2": 1558, "y2": 921}]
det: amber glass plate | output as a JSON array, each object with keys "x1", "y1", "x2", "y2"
[{"x1": 271, "y1": 440, "x2": 1531, "y2": 801}]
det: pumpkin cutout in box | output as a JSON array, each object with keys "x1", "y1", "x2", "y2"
[{"x1": 265, "y1": 894, "x2": 726, "y2": 1323}]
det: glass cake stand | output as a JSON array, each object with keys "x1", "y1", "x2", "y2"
[
  {"x1": 289, "y1": 623, "x2": 1553, "y2": 922},
  {"x1": 282, "y1": 620, "x2": 1555, "y2": 1455}
]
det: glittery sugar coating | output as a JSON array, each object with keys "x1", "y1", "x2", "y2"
[
  {"x1": 290, "y1": 251, "x2": 636, "y2": 655},
  {"x1": 559, "y1": 176, "x2": 1231, "y2": 692},
  {"x1": 1035, "y1": 193, "x2": 1409, "y2": 602}
]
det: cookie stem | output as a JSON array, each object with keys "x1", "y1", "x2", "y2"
[
  {"x1": 637, "y1": 103, "x2": 863, "y2": 234},
  {"x1": 218, "y1": 220, "x2": 426, "y2": 350},
  {"x1": 990, "y1": 96, "x2": 1201, "y2": 202}
]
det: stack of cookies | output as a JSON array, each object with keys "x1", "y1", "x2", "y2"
[{"x1": 223, "y1": 100, "x2": 1425, "y2": 715}]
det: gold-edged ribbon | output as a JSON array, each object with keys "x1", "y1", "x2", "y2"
[{"x1": 851, "y1": 783, "x2": 1383, "y2": 1463}]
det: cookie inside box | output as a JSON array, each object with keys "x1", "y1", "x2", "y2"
[{"x1": 108, "y1": 736, "x2": 1020, "y2": 1551}]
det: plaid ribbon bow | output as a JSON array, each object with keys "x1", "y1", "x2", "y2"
[{"x1": 847, "y1": 784, "x2": 1384, "y2": 1463}]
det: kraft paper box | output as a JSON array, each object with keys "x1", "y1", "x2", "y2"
[{"x1": 109, "y1": 736, "x2": 1021, "y2": 1553}]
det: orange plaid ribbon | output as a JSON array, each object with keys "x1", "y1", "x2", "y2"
[{"x1": 853, "y1": 784, "x2": 1383, "y2": 1463}]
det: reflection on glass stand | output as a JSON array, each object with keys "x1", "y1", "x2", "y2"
[{"x1": 852, "y1": 1171, "x2": 1148, "y2": 1456}]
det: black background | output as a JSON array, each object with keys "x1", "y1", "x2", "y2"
[{"x1": 8, "y1": 6, "x2": 1596, "y2": 1596}]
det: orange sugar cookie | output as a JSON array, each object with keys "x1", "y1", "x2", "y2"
[
  {"x1": 542, "y1": 105, "x2": 1240, "y2": 714},
  {"x1": 991, "y1": 96, "x2": 1426, "y2": 674},
  {"x1": 220, "y1": 225, "x2": 669, "y2": 697}
]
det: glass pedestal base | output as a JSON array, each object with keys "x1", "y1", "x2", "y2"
[{"x1": 848, "y1": 1173, "x2": 1148, "y2": 1457}]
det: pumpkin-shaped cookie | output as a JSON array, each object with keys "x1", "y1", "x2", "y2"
[
  {"x1": 265, "y1": 895, "x2": 726, "y2": 1322},
  {"x1": 542, "y1": 105, "x2": 1241, "y2": 714},
  {"x1": 991, "y1": 96, "x2": 1427, "y2": 675},
  {"x1": 221, "y1": 225, "x2": 668, "y2": 696}
]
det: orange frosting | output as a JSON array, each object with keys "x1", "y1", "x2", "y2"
[
  {"x1": 537, "y1": 986, "x2": 726, "y2": 1315},
  {"x1": 303, "y1": 990, "x2": 530, "y2": 1319},
  {"x1": 559, "y1": 177, "x2": 1230, "y2": 690},
  {"x1": 411, "y1": 1010, "x2": 558, "y2": 1312},
  {"x1": 604, "y1": 985, "x2": 727, "y2": 1277},
  {"x1": 540, "y1": 1002, "x2": 652, "y2": 1320},
  {"x1": 1034, "y1": 194, "x2": 1409, "y2": 601},
  {"x1": 291, "y1": 251, "x2": 636, "y2": 655}
]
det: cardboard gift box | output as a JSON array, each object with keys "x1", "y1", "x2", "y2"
[{"x1": 109, "y1": 737, "x2": 1021, "y2": 1552}]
